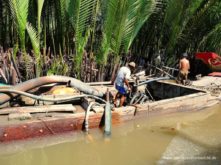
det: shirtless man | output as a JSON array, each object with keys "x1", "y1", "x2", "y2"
[{"x1": 177, "y1": 53, "x2": 190, "y2": 85}]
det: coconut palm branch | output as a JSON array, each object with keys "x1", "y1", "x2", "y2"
[
  {"x1": 97, "y1": 0, "x2": 157, "y2": 65},
  {"x1": 37, "y1": 0, "x2": 45, "y2": 36},
  {"x1": 9, "y1": 0, "x2": 29, "y2": 52},
  {"x1": 96, "y1": 0, "x2": 120, "y2": 64},
  {"x1": 55, "y1": 0, "x2": 68, "y2": 51},
  {"x1": 198, "y1": 23, "x2": 221, "y2": 51},
  {"x1": 26, "y1": 23, "x2": 40, "y2": 56},
  {"x1": 122, "y1": 0, "x2": 157, "y2": 52},
  {"x1": 34, "y1": 0, "x2": 45, "y2": 76},
  {"x1": 197, "y1": 1, "x2": 221, "y2": 52},
  {"x1": 98, "y1": 0, "x2": 135, "y2": 65},
  {"x1": 161, "y1": 0, "x2": 204, "y2": 56},
  {"x1": 67, "y1": 0, "x2": 98, "y2": 76}
]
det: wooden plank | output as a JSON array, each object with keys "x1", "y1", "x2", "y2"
[
  {"x1": 192, "y1": 76, "x2": 221, "y2": 87},
  {"x1": 87, "y1": 81, "x2": 112, "y2": 86},
  {"x1": 8, "y1": 113, "x2": 32, "y2": 121},
  {"x1": 0, "y1": 104, "x2": 76, "y2": 115}
]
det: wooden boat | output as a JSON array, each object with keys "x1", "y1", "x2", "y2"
[{"x1": 0, "y1": 75, "x2": 219, "y2": 142}]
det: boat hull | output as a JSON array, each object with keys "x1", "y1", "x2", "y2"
[{"x1": 0, "y1": 91, "x2": 217, "y2": 142}]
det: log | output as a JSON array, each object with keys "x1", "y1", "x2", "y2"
[
  {"x1": 8, "y1": 113, "x2": 32, "y2": 121},
  {"x1": 0, "y1": 104, "x2": 76, "y2": 115}
]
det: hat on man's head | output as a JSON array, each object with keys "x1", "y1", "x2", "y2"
[
  {"x1": 182, "y1": 52, "x2": 188, "y2": 57},
  {"x1": 128, "y1": 61, "x2": 136, "y2": 68}
]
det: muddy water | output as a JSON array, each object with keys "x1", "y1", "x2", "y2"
[{"x1": 0, "y1": 103, "x2": 220, "y2": 165}]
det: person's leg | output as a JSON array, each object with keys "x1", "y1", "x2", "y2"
[
  {"x1": 115, "y1": 85, "x2": 127, "y2": 107},
  {"x1": 176, "y1": 71, "x2": 181, "y2": 84},
  {"x1": 180, "y1": 71, "x2": 185, "y2": 85},
  {"x1": 120, "y1": 95, "x2": 126, "y2": 107},
  {"x1": 183, "y1": 72, "x2": 188, "y2": 85},
  {"x1": 114, "y1": 92, "x2": 120, "y2": 106}
]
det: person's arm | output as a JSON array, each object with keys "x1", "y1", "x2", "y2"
[
  {"x1": 124, "y1": 78, "x2": 130, "y2": 87},
  {"x1": 187, "y1": 60, "x2": 190, "y2": 70},
  {"x1": 124, "y1": 70, "x2": 131, "y2": 90},
  {"x1": 124, "y1": 75, "x2": 131, "y2": 90},
  {"x1": 124, "y1": 78, "x2": 131, "y2": 91},
  {"x1": 179, "y1": 60, "x2": 182, "y2": 70}
]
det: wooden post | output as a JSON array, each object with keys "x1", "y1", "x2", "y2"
[{"x1": 104, "y1": 88, "x2": 111, "y2": 136}]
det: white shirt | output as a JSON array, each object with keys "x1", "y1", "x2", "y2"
[{"x1": 115, "y1": 66, "x2": 131, "y2": 87}]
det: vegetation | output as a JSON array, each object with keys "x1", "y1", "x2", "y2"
[{"x1": 0, "y1": 0, "x2": 221, "y2": 81}]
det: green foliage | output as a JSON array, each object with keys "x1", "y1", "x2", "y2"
[
  {"x1": 26, "y1": 23, "x2": 40, "y2": 56},
  {"x1": 161, "y1": 0, "x2": 204, "y2": 54},
  {"x1": 197, "y1": 1, "x2": 221, "y2": 52},
  {"x1": 97, "y1": 0, "x2": 156, "y2": 65},
  {"x1": 122, "y1": 0, "x2": 157, "y2": 51},
  {"x1": 56, "y1": 0, "x2": 68, "y2": 51},
  {"x1": 3, "y1": 0, "x2": 221, "y2": 79},
  {"x1": 199, "y1": 23, "x2": 221, "y2": 51},
  {"x1": 9, "y1": 0, "x2": 29, "y2": 52},
  {"x1": 67, "y1": 0, "x2": 99, "y2": 77},
  {"x1": 37, "y1": 0, "x2": 45, "y2": 35},
  {"x1": 133, "y1": 0, "x2": 221, "y2": 66},
  {"x1": 47, "y1": 54, "x2": 69, "y2": 76}
]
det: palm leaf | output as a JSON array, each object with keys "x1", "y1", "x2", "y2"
[
  {"x1": 55, "y1": 0, "x2": 68, "y2": 50},
  {"x1": 67, "y1": 0, "x2": 98, "y2": 76},
  {"x1": 98, "y1": 0, "x2": 128, "y2": 64},
  {"x1": 163, "y1": 0, "x2": 204, "y2": 54},
  {"x1": 9, "y1": 0, "x2": 29, "y2": 51},
  {"x1": 26, "y1": 23, "x2": 40, "y2": 58},
  {"x1": 188, "y1": 1, "x2": 221, "y2": 52},
  {"x1": 199, "y1": 23, "x2": 221, "y2": 51},
  {"x1": 122, "y1": 0, "x2": 157, "y2": 51},
  {"x1": 37, "y1": 0, "x2": 45, "y2": 35}
]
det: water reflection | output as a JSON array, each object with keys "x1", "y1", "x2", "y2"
[{"x1": 0, "y1": 103, "x2": 220, "y2": 165}]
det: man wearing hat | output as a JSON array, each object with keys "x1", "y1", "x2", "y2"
[
  {"x1": 113, "y1": 62, "x2": 136, "y2": 107},
  {"x1": 177, "y1": 52, "x2": 190, "y2": 85}
]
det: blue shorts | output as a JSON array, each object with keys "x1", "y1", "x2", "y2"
[{"x1": 115, "y1": 85, "x2": 127, "y2": 95}]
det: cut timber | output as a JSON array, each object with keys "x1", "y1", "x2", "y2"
[
  {"x1": 8, "y1": 113, "x2": 32, "y2": 121},
  {"x1": 0, "y1": 104, "x2": 76, "y2": 115}
]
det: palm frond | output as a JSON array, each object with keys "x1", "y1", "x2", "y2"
[
  {"x1": 67, "y1": 0, "x2": 98, "y2": 75},
  {"x1": 160, "y1": 0, "x2": 204, "y2": 55},
  {"x1": 37, "y1": 0, "x2": 45, "y2": 34},
  {"x1": 9, "y1": 0, "x2": 29, "y2": 51},
  {"x1": 26, "y1": 23, "x2": 40, "y2": 59},
  {"x1": 98, "y1": 0, "x2": 128, "y2": 64},
  {"x1": 199, "y1": 23, "x2": 221, "y2": 51},
  {"x1": 187, "y1": 1, "x2": 221, "y2": 50},
  {"x1": 122, "y1": 0, "x2": 157, "y2": 51}
]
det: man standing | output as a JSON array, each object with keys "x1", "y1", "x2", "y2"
[
  {"x1": 177, "y1": 53, "x2": 190, "y2": 85},
  {"x1": 113, "y1": 62, "x2": 136, "y2": 107}
]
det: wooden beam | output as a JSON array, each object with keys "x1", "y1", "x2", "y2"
[{"x1": 0, "y1": 104, "x2": 76, "y2": 115}]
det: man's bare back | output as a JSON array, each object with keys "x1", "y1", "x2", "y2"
[{"x1": 179, "y1": 58, "x2": 190, "y2": 72}]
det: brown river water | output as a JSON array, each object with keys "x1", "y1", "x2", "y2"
[{"x1": 0, "y1": 103, "x2": 220, "y2": 165}]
